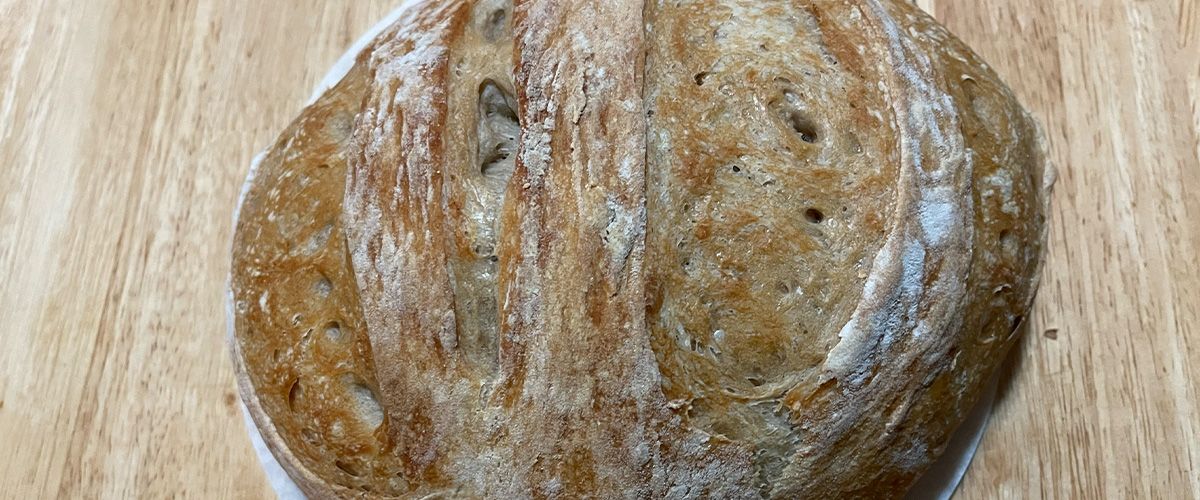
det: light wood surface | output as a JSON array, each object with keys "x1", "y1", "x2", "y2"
[{"x1": 1, "y1": 0, "x2": 1196, "y2": 498}]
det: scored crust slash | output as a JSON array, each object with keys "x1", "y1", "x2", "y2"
[{"x1": 228, "y1": 0, "x2": 1054, "y2": 497}]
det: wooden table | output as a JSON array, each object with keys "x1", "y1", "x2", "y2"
[{"x1": 1, "y1": 0, "x2": 1196, "y2": 497}]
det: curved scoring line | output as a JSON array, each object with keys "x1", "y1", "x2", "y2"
[{"x1": 822, "y1": 0, "x2": 974, "y2": 389}]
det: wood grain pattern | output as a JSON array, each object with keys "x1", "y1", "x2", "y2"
[{"x1": 0, "y1": 0, "x2": 1195, "y2": 498}]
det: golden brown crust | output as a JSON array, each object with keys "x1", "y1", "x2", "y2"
[
  {"x1": 231, "y1": 0, "x2": 1054, "y2": 497},
  {"x1": 230, "y1": 56, "x2": 408, "y2": 497},
  {"x1": 644, "y1": 3, "x2": 905, "y2": 494}
]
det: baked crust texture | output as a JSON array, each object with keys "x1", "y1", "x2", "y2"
[{"x1": 230, "y1": 0, "x2": 1054, "y2": 497}]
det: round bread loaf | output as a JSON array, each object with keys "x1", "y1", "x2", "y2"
[{"x1": 229, "y1": 0, "x2": 1055, "y2": 497}]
